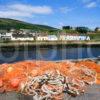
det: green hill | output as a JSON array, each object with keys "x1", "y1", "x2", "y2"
[{"x1": 0, "y1": 18, "x2": 59, "y2": 32}]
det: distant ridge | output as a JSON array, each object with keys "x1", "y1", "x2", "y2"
[{"x1": 0, "y1": 18, "x2": 59, "y2": 32}]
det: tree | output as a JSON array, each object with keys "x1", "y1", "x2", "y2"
[
  {"x1": 75, "y1": 27, "x2": 89, "y2": 34},
  {"x1": 95, "y1": 27, "x2": 100, "y2": 32},
  {"x1": 62, "y1": 26, "x2": 72, "y2": 30}
]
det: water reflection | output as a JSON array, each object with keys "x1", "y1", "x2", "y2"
[{"x1": 0, "y1": 46, "x2": 100, "y2": 64}]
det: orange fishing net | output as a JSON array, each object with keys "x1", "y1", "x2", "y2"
[
  {"x1": 0, "y1": 60, "x2": 99, "y2": 98},
  {"x1": 75, "y1": 61, "x2": 100, "y2": 84}
]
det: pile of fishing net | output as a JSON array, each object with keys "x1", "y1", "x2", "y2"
[{"x1": 0, "y1": 60, "x2": 99, "y2": 100}]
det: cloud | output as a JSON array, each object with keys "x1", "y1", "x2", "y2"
[
  {"x1": 86, "y1": 2, "x2": 97, "y2": 8},
  {"x1": 81, "y1": 0, "x2": 92, "y2": 3},
  {"x1": 59, "y1": 22, "x2": 64, "y2": 26},
  {"x1": 60, "y1": 7, "x2": 73, "y2": 13},
  {"x1": 9, "y1": 4, "x2": 53, "y2": 14},
  {"x1": 0, "y1": 11, "x2": 31, "y2": 17},
  {"x1": 0, "y1": 4, "x2": 53, "y2": 18},
  {"x1": 80, "y1": 0, "x2": 97, "y2": 8}
]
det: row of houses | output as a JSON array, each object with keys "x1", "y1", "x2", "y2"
[
  {"x1": 0, "y1": 29, "x2": 90, "y2": 41},
  {"x1": 36, "y1": 35, "x2": 90, "y2": 41}
]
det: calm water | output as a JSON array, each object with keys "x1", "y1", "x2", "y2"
[{"x1": 0, "y1": 46, "x2": 100, "y2": 64}]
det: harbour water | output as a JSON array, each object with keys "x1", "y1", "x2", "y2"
[{"x1": 0, "y1": 46, "x2": 100, "y2": 64}]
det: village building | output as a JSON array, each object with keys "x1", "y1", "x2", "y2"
[
  {"x1": 36, "y1": 32, "x2": 48, "y2": 41},
  {"x1": 36, "y1": 35, "x2": 58, "y2": 41},
  {"x1": 36, "y1": 36, "x2": 48, "y2": 41},
  {"x1": 95, "y1": 27, "x2": 100, "y2": 32},
  {"x1": 11, "y1": 33, "x2": 34, "y2": 41},
  {"x1": 11, "y1": 37, "x2": 34, "y2": 41},
  {"x1": 48, "y1": 35, "x2": 58, "y2": 41},
  {"x1": 59, "y1": 35, "x2": 66, "y2": 40},
  {"x1": 0, "y1": 29, "x2": 91, "y2": 41},
  {"x1": 59, "y1": 35, "x2": 90, "y2": 41},
  {"x1": 0, "y1": 32, "x2": 12, "y2": 41}
]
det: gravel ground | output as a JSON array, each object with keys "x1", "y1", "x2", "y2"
[{"x1": 0, "y1": 84, "x2": 100, "y2": 100}]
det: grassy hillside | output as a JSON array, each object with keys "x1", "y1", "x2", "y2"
[
  {"x1": 89, "y1": 34, "x2": 100, "y2": 41},
  {"x1": 0, "y1": 18, "x2": 59, "y2": 32}
]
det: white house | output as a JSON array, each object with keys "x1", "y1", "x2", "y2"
[
  {"x1": 95, "y1": 27, "x2": 100, "y2": 32},
  {"x1": 48, "y1": 35, "x2": 58, "y2": 41},
  {"x1": 36, "y1": 36, "x2": 48, "y2": 41},
  {"x1": 11, "y1": 33, "x2": 34, "y2": 41},
  {"x1": 86, "y1": 36, "x2": 90, "y2": 40},
  {"x1": 59, "y1": 35, "x2": 66, "y2": 40},
  {"x1": 11, "y1": 37, "x2": 34, "y2": 41},
  {"x1": 0, "y1": 32, "x2": 12, "y2": 41},
  {"x1": 36, "y1": 35, "x2": 58, "y2": 41},
  {"x1": 59, "y1": 35, "x2": 90, "y2": 41}
]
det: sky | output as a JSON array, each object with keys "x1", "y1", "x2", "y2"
[{"x1": 0, "y1": 0, "x2": 100, "y2": 29}]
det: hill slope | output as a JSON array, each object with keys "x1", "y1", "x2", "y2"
[{"x1": 0, "y1": 18, "x2": 58, "y2": 32}]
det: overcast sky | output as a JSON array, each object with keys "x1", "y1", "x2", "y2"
[{"x1": 0, "y1": 0, "x2": 100, "y2": 28}]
